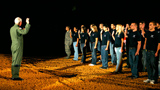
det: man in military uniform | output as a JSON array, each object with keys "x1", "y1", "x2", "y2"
[
  {"x1": 10, "y1": 17, "x2": 31, "y2": 80},
  {"x1": 64, "y1": 26, "x2": 73, "y2": 59}
]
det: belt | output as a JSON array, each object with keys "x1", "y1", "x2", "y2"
[{"x1": 129, "y1": 47, "x2": 136, "y2": 49}]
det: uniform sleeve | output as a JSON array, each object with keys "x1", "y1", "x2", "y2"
[
  {"x1": 137, "y1": 31, "x2": 141, "y2": 41},
  {"x1": 17, "y1": 24, "x2": 31, "y2": 35}
]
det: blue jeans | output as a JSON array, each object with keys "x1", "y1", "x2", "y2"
[
  {"x1": 115, "y1": 47, "x2": 122, "y2": 72},
  {"x1": 73, "y1": 42, "x2": 78, "y2": 60},
  {"x1": 80, "y1": 43, "x2": 87, "y2": 63},
  {"x1": 91, "y1": 42, "x2": 97, "y2": 65},
  {"x1": 146, "y1": 51, "x2": 158, "y2": 81},
  {"x1": 129, "y1": 48, "x2": 139, "y2": 77},
  {"x1": 89, "y1": 42, "x2": 92, "y2": 52},
  {"x1": 101, "y1": 45, "x2": 108, "y2": 67},
  {"x1": 110, "y1": 43, "x2": 116, "y2": 64},
  {"x1": 97, "y1": 41, "x2": 101, "y2": 52},
  {"x1": 142, "y1": 49, "x2": 147, "y2": 71}
]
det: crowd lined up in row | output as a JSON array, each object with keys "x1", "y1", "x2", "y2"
[{"x1": 64, "y1": 21, "x2": 160, "y2": 84}]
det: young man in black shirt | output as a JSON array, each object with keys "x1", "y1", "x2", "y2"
[
  {"x1": 125, "y1": 23, "x2": 141, "y2": 79},
  {"x1": 70, "y1": 27, "x2": 79, "y2": 61},
  {"x1": 143, "y1": 21, "x2": 160, "y2": 84},
  {"x1": 98, "y1": 23, "x2": 104, "y2": 62},
  {"x1": 110, "y1": 24, "x2": 117, "y2": 65},
  {"x1": 139, "y1": 21, "x2": 147, "y2": 72},
  {"x1": 100, "y1": 24, "x2": 111, "y2": 69}
]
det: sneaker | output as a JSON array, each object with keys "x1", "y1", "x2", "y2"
[
  {"x1": 98, "y1": 60, "x2": 102, "y2": 62},
  {"x1": 143, "y1": 79, "x2": 150, "y2": 83},
  {"x1": 150, "y1": 80, "x2": 155, "y2": 84},
  {"x1": 100, "y1": 67, "x2": 108, "y2": 69},
  {"x1": 89, "y1": 64, "x2": 95, "y2": 66},
  {"x1": 12, "y1": 77, "x2": 23, "y2": 81}
]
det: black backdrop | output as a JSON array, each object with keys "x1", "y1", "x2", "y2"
[{"x1": 0, "y1": 1, "x2": 159, "y2": 57}]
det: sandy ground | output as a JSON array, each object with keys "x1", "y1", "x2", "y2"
[{"x1": 0, "y1": 52, "x2": 160, "y2": 90}]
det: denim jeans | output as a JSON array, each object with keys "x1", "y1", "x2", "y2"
[
  {"x1": 73, "y1": 42, "x2": 78, "y2": 60},
  {"x1": 97, "y1": 41, "x2": 101, "y2": 52},
  {"x1": 142, "y1": 49, "x2": 147, "y2": 71},
  {"x1": 129, "y1": 48, "x2": 139, "y2": 77},
  {"x1": 89, "y1": 42, "x2": 92, "y2": 52},
  {"x1": 101, "y1": 45, "x2": 108, "y2": 67},
  {"x1": 91, "y1": 42, "x2": 97, "y2": 65},
  {"x1": 80, "y1": 43, "x2": 87, "y2": 63},
  {"x1": 110, "y1": 42, "x2": 116, "y2": 64},
  {"x1": 146, "y1": 51, "x2": 158, "y2": 81},
  {"x1": 115, "y1": 47, "x2": 122, "y2": 72}
]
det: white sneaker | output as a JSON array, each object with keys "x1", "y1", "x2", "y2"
[
  {"x1": 143, "y1": 79, "x2": 150, "y2": 83},
  {"x1": 89, "y1": 64, "x2": 95, "y2": 66},
  {"x1": 150, "y1": 80, "x2": 155, "y2": 84},
  {"x1": 98, "y1": 60, "x2": 102, "y2": 62}
]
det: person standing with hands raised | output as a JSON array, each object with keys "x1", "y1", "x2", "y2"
[{"x1": 10, "y1": 17, "x2": 31, "y2": 80}]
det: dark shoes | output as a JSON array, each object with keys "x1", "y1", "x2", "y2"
[
  {"x1": 100, "y1": 66, "x2": 108, "y2": 69},
  {"x1": 126, "y1": 75, "x2": 138, "y2": 79},
  {"x1": 12, "y1": 77, "x2": 23, "y2": 81},
  {"x1": 64, "y1": 56, "x2": 70, "y2": 59},
  {"x1": 112, "y1": 71, "x2": 122, "y2": 74}
]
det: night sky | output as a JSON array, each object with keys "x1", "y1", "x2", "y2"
[{"x1": 0, "y1": 1, "x2": 159, "y2": 57}]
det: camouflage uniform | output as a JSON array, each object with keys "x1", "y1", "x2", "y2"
[
  {"x1": 10, "y1": 24, "x2": 31, "y2": 78},
  {"x1": 65, "y1": 31, "x2": 72, "y2": 58}
]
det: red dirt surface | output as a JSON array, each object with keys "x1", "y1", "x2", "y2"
[{"x1": 0, "y1": 53, "x2": 160, "y2": 90}]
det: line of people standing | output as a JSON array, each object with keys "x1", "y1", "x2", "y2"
[{"x1": 64, "y1": 21, "x2": 160, "y2": 84}]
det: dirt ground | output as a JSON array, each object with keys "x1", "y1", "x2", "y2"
[{"x1": 0, "y1": 52, "x2": 160, "y2": 90}]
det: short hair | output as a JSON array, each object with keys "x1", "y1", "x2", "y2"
[
  {"x1": 14, "y1": 17, "x2": 22, "y2": 24},
  {"x1": 66, "y1": 26, "x2": 70, "y2": 29},
  {"x1": 150, "y1": 21, "x2": 156, "y2": 26},
  {"x1": 131, "y1": 22, "x2": 137, "y2": 27},
  {"x1": 139, "y1": 21, "x2": 145, "y2": 24},
  {"x1": 82, "y1": 26, "x2": 87, "y2": 33}
]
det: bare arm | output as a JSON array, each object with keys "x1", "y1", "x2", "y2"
[
  {"x1": 135, "y1": 41, "x2": 141, "y2": 56},
  {"x1": 76, "y1": 38, "x2": 79, "y2": 47},
  {"x1": 70, "y1": 30, "x2": 72, "y2": 38},
  {"x1": 143, "y1": 38, "x2": 147, "y2": 49},
  {"x1": 84, "y1": 39, "x2": 87, "y2": 47},
  {"x1": 112, "y1": 31, "x2": 115, "y2": 40},
  {"x1": 155, "y1": 43, "x2": 160, "y2": 57},
  {"x1": 94, "y1": 38, "x2": 98, "y2": 49},
  {"x1": 105, "y1": 40, "x2": 110, "y2": 50},
  {"x1": 121, "y1": 38, "x2": 124, "y2": 52}
]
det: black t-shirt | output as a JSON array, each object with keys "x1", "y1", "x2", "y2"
[
  {"x1": 110, "y1": 29, "x2": 116, "y2": 44},
  {"x1": 80, "y1": 33, "x2": 88, "y2": 43},
  {"x1": 128, "y1": 30, "x2": 141, "y2": 47},
  {"x1": 139, "y1": 30, "x2": 147, "y2": 49},
  {"x1": 114, "y1": 32, "x2": 124, "y2": 47},
  {"x1": 102, "y1": 31, "x2": 111, "y2": 45},
  {"x1": 145, "y1": 30, "x2": 160, "y2": 51},
  {"x1": 90, "y1": 32, "x2": 98, "y2": 42},
  {"x1": 72, "y1": 32, "x2": 78, "y2": 42}
]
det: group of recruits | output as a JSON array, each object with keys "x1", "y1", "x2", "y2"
[{"x1": 64, "y1": 21, "x2": 160, "y2": 84}]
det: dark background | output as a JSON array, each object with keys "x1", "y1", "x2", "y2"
[{"x1": 0, "y1": 1, "x2": 159, "y2": 57}]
